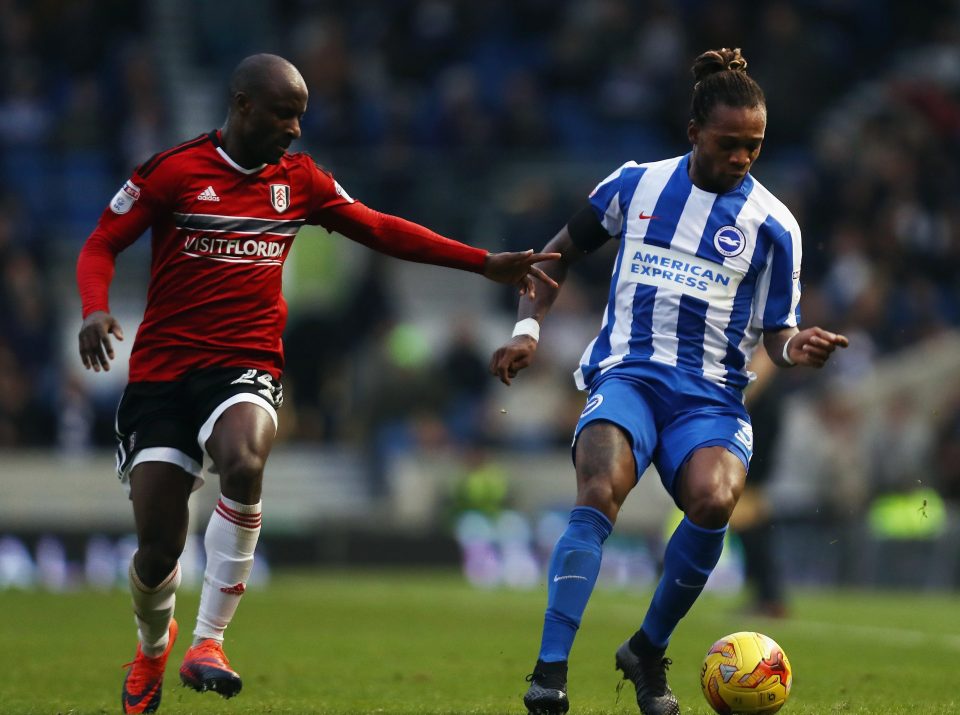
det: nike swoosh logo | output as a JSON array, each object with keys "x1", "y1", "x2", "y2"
[
  {"x1": 124, "y1": 681, "x2": 160, "y2": 709},
  {"x1": 553, "y1": 574, "x2": 588, "y2": 582},
  {"x1": 675, "y1": 578, "x2": 705, "y2": 589},
  {"x1": 638, "y1": 212, "x2": 659, "y2": 220}
]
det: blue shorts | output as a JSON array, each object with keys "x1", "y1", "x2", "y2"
[{"x1": 572, "y1": 361, "x2": 752, "y2": 505}]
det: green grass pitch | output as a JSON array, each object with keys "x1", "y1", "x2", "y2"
[{"x1": 1, "y1": 569, "x2": 958, "y2": 714}]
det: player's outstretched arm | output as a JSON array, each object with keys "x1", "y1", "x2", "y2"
[
  {"x1": 482, "y1": 249, "x2": 561, "y2": 299},
  {"x1": 490, "y1": 228, "x2": 584, "y2": 385},
  {"x1": 316, "y1": 202, "x2": 560, "y2": 289},
  {"x1": 79, "y1": 310, "x2": 124, "y2": 372},
  {"x1": 764, "y1": 327, "x2": 849, "y2": 369}
]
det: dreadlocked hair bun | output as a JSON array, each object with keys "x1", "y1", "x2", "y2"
[
  {"x1": 692, "y1": 48, "x2": 749, "y2": 85},
  {"x1": 688, "y1": 47, "x2": 764, "y2": 124}
]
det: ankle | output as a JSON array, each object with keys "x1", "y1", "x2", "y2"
[
  {"x1": 534, "y1": 659, "x2": 568, "y2": 687},
  {"x1": 629, "y1": 629, "x2": 665, "y2": 658}
]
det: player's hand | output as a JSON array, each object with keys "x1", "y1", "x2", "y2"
[
  {"x1": 786, "y1": 327, "x2": 848, "y2": 368},
  {"x1": 78, "y1": 310, "x2": 124, "y2": 372},
  {"x1": 483, "y1": 250, "x2": 561, "y2": 299},
  {"x1": 489, "y1": 335, "x2": 538, "y2": 386}
]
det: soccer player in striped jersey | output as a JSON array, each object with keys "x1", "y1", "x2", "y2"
[
  {"x1": 76, "y1": 53, "x2": 558, "y2": 715},
  {"x1": 491, "y1": 48, "x2": 848, "y2": 715}
]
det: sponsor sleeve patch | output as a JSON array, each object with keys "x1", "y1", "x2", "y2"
[
  {"x1": 334, "y1": 180, "x2": 355, "y2": 204},
  {"x1": 109, "y1": 180, "x2": 141, "y2": 215}
]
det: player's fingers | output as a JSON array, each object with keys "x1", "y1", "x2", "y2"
[
  {"x1": 528, "y1": 251, "x2": 561, "y2": 263},
  {"x1": 513, "y1": 354, "x2": 532, "y2": 371},
  {"x1": 500, "y1": 354, "x2": 529, "y2": 385},
  {"x1": 86, "y1": 347, "x2": 104, "y2": 372},
  {"x1": 79, "y1": 333, "x2": 100, "y2": 371},
  {"x1": 99, "y1": 335, "x2": 114, "y2": 366},
  {"x1": 801, "y1": 345, "x2": 829, "y2": 367},
  {"x1": 519, "y1": 275, "x2": 537, "y2": 299},
  {"x1": 490, "y1": 351, "x2": 512, "y2": 385},
  {"x1": 489, "y1": 350, "x2": 505, "y2": 375},
  {"x1": 529, "y1": 266, "x2": 559, "y2": 289},
  {"x1": 813, "y1": 329, "x2": 848, "y2": 347}
]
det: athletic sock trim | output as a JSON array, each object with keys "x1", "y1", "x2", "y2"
[{"x1": 214, "y1": 498, "x2": 262, "y2": 529}]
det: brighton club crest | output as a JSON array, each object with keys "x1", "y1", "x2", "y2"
[{"x1": 269, "y1": 184, "x2": 291, "y2": 213}]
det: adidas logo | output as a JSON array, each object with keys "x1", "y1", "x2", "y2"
[
  {"x1": 220, "y1": 582, "x2": 246, "y2": 595},
  {"x1": 197, "y1": 186, "x2": 220, "y2": 202}
]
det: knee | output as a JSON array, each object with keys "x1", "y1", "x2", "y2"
[
  {"x1": 577, "y1": 478, "x2": 618, "y2": 513},
  {"x1": 685, "y1": 486, "x2": 739, "y2": 529},
  {"x1": 135, "y1": 544, "x2": 181, "y2": 586},
  {"x1": 218, "y1": 451, "x2": 266, "y2": 494},
  {"x1": 574, "y1": 423, "x2": 636, "y2": 520},
  {"x1": 575, "y1": 458, "x2": 632, "y2": 522}
]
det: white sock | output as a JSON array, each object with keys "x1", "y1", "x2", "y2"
[
  {"x1": 129, "y1": 559, "x2": 180, "y2": 657},
  {"x1": 194, "y1": 495, "x2": 261, "y2": 645}
]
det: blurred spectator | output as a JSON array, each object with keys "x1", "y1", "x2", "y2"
[
  {"x1": 731, "y1": 351, "x2": 789, "y2": 618},
  {"x1": 437, "y1": 320, "x2": 491, "y2": 445},
  {"x1": 867, "y1": 392, "x2": 935, "y2": 496},
  {"x1": 767, "y1": 379, "x2": 869, "y2": 520},
  {"x1": 934, "y1": 389, "x2": 960, "y2": 504}
]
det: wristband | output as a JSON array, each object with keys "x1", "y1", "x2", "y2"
[
  {"x1": 512, "y1": 318, "x2": 540, "y2": 342},
  {"x1": 782, "y1": 334, "x2": 797, "y2": 366}
]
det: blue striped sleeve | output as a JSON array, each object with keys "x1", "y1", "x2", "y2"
[
  {"x1": 588, "y1": 164, "x2": 628, "y2": 237},
  {"x1": 761, "y1": 218, "x2": 801, "y2": 330}
]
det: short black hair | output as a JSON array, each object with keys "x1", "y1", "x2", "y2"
[{"x1": 228, "y1": 53, "x2": 298, "y2": 99}]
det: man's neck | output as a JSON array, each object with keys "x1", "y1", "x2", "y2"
[{"x1": 219, "y1": 123, "x2": 262, "y2": 170}]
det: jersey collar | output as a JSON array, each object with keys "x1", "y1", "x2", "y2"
[{"x1": 209, "y1": 130, "x2": 267, "y2": 175}]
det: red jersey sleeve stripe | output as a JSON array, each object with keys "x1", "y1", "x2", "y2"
[{"x1": 137, "y1": 133, "x2": 212, "y2": 179}]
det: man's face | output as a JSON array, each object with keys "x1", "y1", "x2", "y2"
[
  {"x1": 236, "y1": 75, "x2": 308, "y2": 165},
  {"x1": 688, "y1": 104, "x2": 766, "y2": 193}
]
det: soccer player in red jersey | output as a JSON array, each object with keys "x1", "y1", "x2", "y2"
[{"x1": 76, "y1": 53, "x2": 559, "y2": 714}]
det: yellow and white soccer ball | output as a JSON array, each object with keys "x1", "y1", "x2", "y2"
[{"x1": 700, "y1": 631, "x2": 792, "y2": 714}]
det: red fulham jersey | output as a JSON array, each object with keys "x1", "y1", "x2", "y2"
[{"x1": 77, "y1": 130, "x2": 487, "y2": 382}]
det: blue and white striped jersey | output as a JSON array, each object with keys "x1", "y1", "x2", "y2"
[{"x1": 575, "y1": 154, "x2": 802, "y2": 393}]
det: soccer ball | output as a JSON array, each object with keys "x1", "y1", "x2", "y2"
[{"x1": 700, "y1": 631, "x2": 792, "y2": 714}]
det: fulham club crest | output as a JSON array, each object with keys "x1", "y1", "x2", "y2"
[{"x1": 270, "y1": 184, "x2": 291, "y2": 213}]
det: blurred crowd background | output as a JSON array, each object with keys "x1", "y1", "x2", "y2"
[{"x1": 2, "y1": 0, "x2": 960, "y2": 596}]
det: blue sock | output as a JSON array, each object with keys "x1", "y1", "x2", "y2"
[
  {"x1": 640, "y1": 516, "x2": 726, "y2": 649},
  {"x1": 538, "y1": 506, "x2": 613, "y2": 662}
]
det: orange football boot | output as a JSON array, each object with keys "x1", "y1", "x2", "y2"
[
  {"x1": 121, "y1": 619, "x2": 179, "y2": 714},
  {"x1": 179, "y1": 639, "x2": 242, "y2": 698}
]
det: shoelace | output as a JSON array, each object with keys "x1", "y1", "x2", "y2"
[
  {"x1": 191, "y1": 640, "x2": 232, "y2": 667},
  {"x1": 122, "y1": 650, "x2": 164, "y2": 686},
  {"x1": 525, "y1": 669, "x2": 565, "y2": 690},
  {"x1": 636, "y1": 656, "x2": 672, "y2": 696},
  {"x1": 616, "y1": 655, "x2": 673, "y2": 705}
]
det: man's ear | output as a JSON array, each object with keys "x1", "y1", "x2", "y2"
[
  {"x1": 233, "y1": 91, "x2": 252, "y2": 116},
  {"x1": 687, "y1": 119, "x2": 699, "y2": 146}
]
